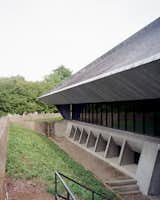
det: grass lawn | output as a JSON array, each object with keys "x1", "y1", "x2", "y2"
[{"x1": 7, "y1": 123, "x2": 119, "y2": 200}]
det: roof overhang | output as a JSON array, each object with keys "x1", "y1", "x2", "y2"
[{"x1": 39, "y1": 54, "x2": 160, "y2": 105}]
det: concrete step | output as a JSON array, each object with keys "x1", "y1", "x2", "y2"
[
  {"x1": 112, "y1": 184, "x2": 139, "y2": 193},
  {"x1": 106, "y1": 179, "x2": 137, "y2": 187},
  {"x1": 119, "y1": 190, "x2": 141, "y2": 195}
]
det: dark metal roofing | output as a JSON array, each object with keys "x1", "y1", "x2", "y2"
[
  {"x1": 39, "y1": 18, "x2": 160, "y2": 105},
  {"x1": 53, "y1": 17, "x2": 160, "y2": 92}
]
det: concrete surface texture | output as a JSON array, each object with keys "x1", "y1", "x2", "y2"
[
  {"x1": 0, "y1": 117, "x2": 9, "y2": 200},
  {"x1": 52, "y1": 136, "x2": 152, "y2": 200},
  {"x1": 66, "y1": 120, "x2": 160, "y2": 196},
  {"x1": 6, "y1": 116, "x2": 160, "y2": 200},
  {"x1": 9, "y1": 113, "x2": 67, "y2": 137}
]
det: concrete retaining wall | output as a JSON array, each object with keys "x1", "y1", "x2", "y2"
[
  {"x1": 65, "y1": 120, "x2": 160, "y2": 196},
  {"x1": 11, "y1": 117, "x2": 67, "y2": 138},
  {"x1": 0, "y1": 117, "x2": 8, "y2": 200}
]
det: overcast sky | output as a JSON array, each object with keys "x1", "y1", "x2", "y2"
[{"x1": 0, "y1": 0, "x2": 159, "y2": 81}]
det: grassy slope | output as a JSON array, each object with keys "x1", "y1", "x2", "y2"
[{"x1": 7, "y1": 123, "x2": 118, "y2": 200}]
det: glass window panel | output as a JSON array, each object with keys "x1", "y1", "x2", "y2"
[
  {"x1": 89, "y1": 104, "x2": 92, "y2": 123},
  {"x1": 113, "y1": 104, "x2": 118, "y2": 129},
  {"x1": 102, "y1": 104, "x2": 106, "y2": 126},
  {"x1": 79, "y1": 104, "x2": 82, "y2": 121},
  {"x1": 97, "y1": 103, "x2": 101, "y2": 125},
  {"x1": 126, "y1": 103, "x2": 134, "y2": 132},
  {"x1": 119, "y1": 104, "x2": 125, "y2": 130},
  {"x1": 86, "y1": 104, "x2": 89, "y2": 122},
  {"x1": 135, "y1": 103, "x2": 143, "y2": 134},
  {"x1": 155, "y1": 111, "x2": 160, "y2": 137},
  {"x1": 145, "y1": 112, "x2": 154, "y2": 136},
  {"x1": 107, "y1": 104, "x2": 112, "y2": 127},
  {"x1": 82, "y1": 104, "x2": 86, "y2": 121},
  {"x1": 72, "y1": 100, "x2": 160, "y2": 138},
  {"x1": 93, "y1": 104, "x2": 97, "y2": 124}
]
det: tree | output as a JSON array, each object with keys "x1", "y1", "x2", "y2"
[
  {"x1": 0, "y1": 66, "x2": 72, "y2": 116},
  {"x1": 44, "y1": 65, "x2": 72, "y2": 90}
]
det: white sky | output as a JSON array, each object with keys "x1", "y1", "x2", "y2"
[{"x1": 0, "y1": 0, "x2": 159, "y2": 81}]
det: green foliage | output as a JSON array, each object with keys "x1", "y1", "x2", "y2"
[
  {"x1": 7, "y1": 124, "x2": 119, "y2": 200},
  {"x1": 0, "y1": 66, "x2": 72, "y2": 115},
  {"x1": 30, "y1": 116, "x2": 63, "y2": 122},
  {"x1": 44, "y1": 65, "x2": 72, "y2": 89}
]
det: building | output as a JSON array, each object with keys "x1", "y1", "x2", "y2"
[{"x1": 39, "y1": 18, "x2": 160, "y2": 196}]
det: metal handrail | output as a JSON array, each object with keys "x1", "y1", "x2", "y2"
[
  {"x1": 55, "y1": 171, "x2": 76, "y2": 200},
  {"x1": 54, "y1": 171, "x2": 111, "y2": 200}
]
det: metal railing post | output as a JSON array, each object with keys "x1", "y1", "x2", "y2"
[
  {"x1": 92, "y1": 191, "x2": 94, "y2": 200},
  {"x1": 55, "y1": 172, "x2": 57, "y2": 197},
  {"x1": 54, "y1": 171, "x2": 108, "y2": 200},
  {"x1": 67, "y1": 192, "x2": 70, "y2": 200}
]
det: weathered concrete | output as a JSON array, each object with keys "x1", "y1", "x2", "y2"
[
  {"x1": 119, "y1": 141, "x2": 135, "y2": 166},
  {"x1": 136, "y1": 142, "x2": 160, "y2": 195},
  {"x1": 95, "y1": 134, "x2": 107, "y2": 152},
  {"x1": 74, "y1": 127, "x2": 82, "y2": 141},
  {"x1": 0, "y1": 117, "x2": 8, "y2": 200},
  {"x1": 53, "y1": 120, "x2": 68, "y2": 137},
  {"x1": 86, "y1": 131, "x2": 97, "y2": 148},
  {"x1": 66, "y1": 120, "x2": 160, "y2": 196},
  {"x1": 10, "y1": 117, "x2": 67, "y2": 138},
  {"x1": 69, "y1": 125, "x2": 76, "y2": 138},
  {"x1": 105, "y1": 136, "x2": 121, "y2": 158},
  {"x1": 79, "y1": 128, "x2": 88, "y2": 144},
  {"x1": 149, "y1": 150, "x2": 160, "y2": 195}
]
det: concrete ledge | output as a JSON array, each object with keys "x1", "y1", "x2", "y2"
[{"x1": 66, "y1": 120, "x2": 160, "y2": 196}]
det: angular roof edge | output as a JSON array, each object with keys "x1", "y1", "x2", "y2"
[{"x1": 39, "y1": 52, "x2": 160, "y2": 99}]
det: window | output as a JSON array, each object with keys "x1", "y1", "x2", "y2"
[
  {"x1": 107, "y1": 104, "x2": 112, "y2": 127},
  {"x1": 71, "y1": 100, "x2": 160, "y2": 138},
  {"x1": 119, "y1": 104, "x2": 125, "y2": 130},
  {"x1": 113, "y1": 103, "x2": 118, "y2": 129},
  {"x1": 97, "y1": 103, "x2": 102, "y2": 125},
  {"x1": 135, "y1": 103, "x2": 143, "y2": 134},
  {"x1": 126, "y1": 103, "x2": 134, "y2": 132},
  {"x1": 102, "y1": 104, "x2": 106, "y2": 126}
]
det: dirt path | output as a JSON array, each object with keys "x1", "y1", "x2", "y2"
[
  {"x1": 4, "y1": 177, "x2": 54, "y2": 200},
  {"x1": 52, "y1": 136, "x2": 151, "y2": 200}
]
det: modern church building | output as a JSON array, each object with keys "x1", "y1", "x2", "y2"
[{"x1": 39, "y1": 18, "x2": 160, "y2": 196}]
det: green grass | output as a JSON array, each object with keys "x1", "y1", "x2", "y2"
[
  {"x1": 7, "y1": 123, "x2": 119, "y2": 200},
  {"x1": 29, "y1": 116, "x2": 63, "y2": 122}
]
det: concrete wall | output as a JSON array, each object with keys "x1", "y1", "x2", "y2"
[
  {"x1": 11, "y1": 117, "x2": 67, "y2": 137},
  {"x1": 65, "y1": 120, "x2": 160, "y2": 196},
  {"x1": 8, "y1": 116, "x2": 160, "y2": 196},
  {"x1": 136, "y1": 142, "x2": 160, "y2": 195},
  {"x1": 0, "y1": 117, "x2": 8, "y2": 200}
]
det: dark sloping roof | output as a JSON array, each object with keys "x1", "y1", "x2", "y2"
[
  {"x1": 39, "y1": 18, "x2": 160, "y2": 104},
  {"x1": 52, "y1": 17, "x2": 160, "y2": 93}
]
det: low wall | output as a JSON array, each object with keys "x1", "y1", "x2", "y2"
[
  {"x1": 11, "y1": 118, "x2": 67, "y2": 138},
  {"x1": 0, "y1": 117, "x2": 8, "y2": 199},
  {"x1": 66, "y1": 120, "x2": 160, "y2": 196}
]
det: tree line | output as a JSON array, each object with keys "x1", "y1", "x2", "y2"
[{"x1": 0, "y1": 66, "x2": 72, "y2": 116}]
